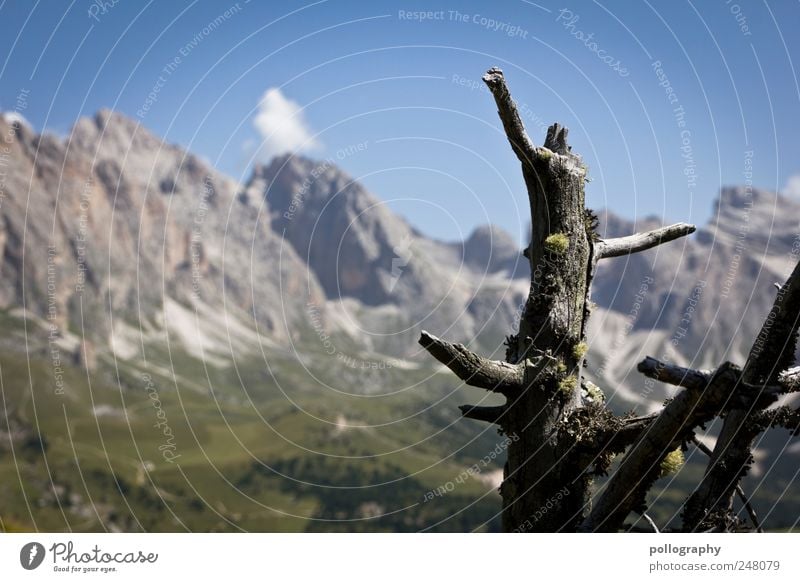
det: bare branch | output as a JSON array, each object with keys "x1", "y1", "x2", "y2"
[
  {"x1": 751, "y1": 405, "x2": 800, "y2": 435},
  {"x1": 459, "y1": 404, "x2": 506, "y2": 424},
  {"x1": 596, "y1": 223, "x2": 696, "y2": 260},
  {"x1": 637, "y1": 357, "x2": 782, "y2": 406},
  {"x1": 636, "y1": 356, "x2": 712, "y2": 390},
  {"x1": 641, "y1": 513, "x2": 660, "y2": 533},
  {"x1": 482, "y1": 68, "x2": 539, "y2": 167},
  {"x1": 746, "y1": 259, "x2": 800, "y2": 382},
  {"x1": 598, "y1": 413, "x2": 660, "y2": 453},
  {"x1": 419, "y1": 331, "x2": 523, "y2": 393},
  {"x1": 683, "y1": 259, "x2": 800, "y2": 530},
  {"x1": 739, "y1": 487, "x2": 764, "y2": 533},
  {"x1": 581, "y1": 362, "x2": 741, "y2": 532}
]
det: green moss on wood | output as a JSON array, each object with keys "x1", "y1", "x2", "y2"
[
  {"x1": 659, "y1": 448, "x2": 685, "y2": 477},
  {"x1": 544, "y1": 233, "x2": 569, "y2": 254},
  {"x1": 558, "y1": 375, "x2": 578, "y2": 396},
  {"x1": 572, "y1": 341, "x2": 589, "y2": 360}
]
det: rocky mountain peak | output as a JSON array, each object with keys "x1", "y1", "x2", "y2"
[
  {"x1": 697, "y1": 185, "x2": 800, "y2": 253},
  {"x1": 70, "y1": 109, "x2": 177, "y2": 164},
  {"x1": 251, "y1": 153, "x2": 415, "y2": 305},
  {"x1": 258, "y1": 154, "x2": 380, "y2": 224},
  {"x1": 462, "y1": 223, "x2": 523, "y2": 276}
]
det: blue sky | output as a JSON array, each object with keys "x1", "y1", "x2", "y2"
[{"x1": 1, "y1": 0, "x2": 798, "y2": 243}]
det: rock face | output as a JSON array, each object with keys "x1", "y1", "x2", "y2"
[
  {"x1": 461, "y1": 224, "x2": 525, "y2": 277},
  {"x1": 0, "y1": 112, "x2": 326, "y2": 363},
  {"x1": 1, "y1": 109, "x2": 796, "y2": 409},
  {"x1": 0, "y1": 112, "x2": 528, "y2": 362},
  {"x1": 257, "y1": 154, "x2": 418, "y2": 306},
  {"x1": 251, "y1": 154, "x2": 528, "y2": 356}
]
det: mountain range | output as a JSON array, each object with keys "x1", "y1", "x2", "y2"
[{"x1": 0, "y1": 110, "x2": 797, "y2": 531}]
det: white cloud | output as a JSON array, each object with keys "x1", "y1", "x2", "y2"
[
  {"x1": 252, "y1": 88, "x2": 319, "y2": 161},
  {"x1": 782, "y1": 174, "x2": 800, "y2": 200}
]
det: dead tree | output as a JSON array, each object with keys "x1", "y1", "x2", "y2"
[{"x1": 419, "y1": 67, "x2": 800, "y2": 532}]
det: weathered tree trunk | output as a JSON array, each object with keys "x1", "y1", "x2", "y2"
[
  {"x1": 419, "y1": 68, "x2": 696, "y2": 532},
  {"x1": 483, "y1": 69, "x2": 592, "y2": 532},
  {"x1": 419, "y1": 67, "x2": 800, "y2": 532}
]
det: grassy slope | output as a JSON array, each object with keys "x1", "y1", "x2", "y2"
[
  {"x1": 1, "y1": 308, "x2": 797, "y2": 532},
  {"x1": 0, "y1": 312, "x2": 506, "y2": 532}
]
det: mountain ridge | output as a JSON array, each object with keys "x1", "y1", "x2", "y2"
[
  {"x1": 1, "y1": 108, "x2": 796, "y2": 405},
  {"x1": 1, "y1": 109, "x2": 799, "y2": 531}
]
